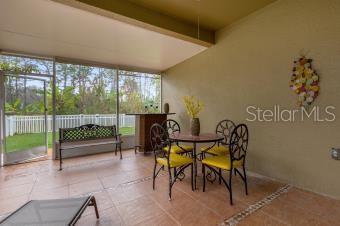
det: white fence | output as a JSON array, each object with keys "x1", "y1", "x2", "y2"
[{"x1": 5, "y1": 114, "x2": 135, "y2": 136}]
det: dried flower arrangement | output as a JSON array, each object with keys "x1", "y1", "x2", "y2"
[
  {"x1": 183, "y1": 96, "x2": 204, "y2": 118},
  {"x1": 290, "y1": 56, "x2": 319, "y2": 107}
]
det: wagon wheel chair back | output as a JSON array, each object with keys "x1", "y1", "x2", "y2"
[
  {"x1": 216, "y1": 119, "x2": 236, "y2": 147},
  {"x1": 201, "y1": 119, "x2": 236, "y2": 159},
  {"x1": 161, "y1": 119, "x2": 193, "y2": 155},
  {"x1": 162, "y1": 119, "x2": 180, "y2": 135},
  {"x1": 202, "y1": 123, "x2": 249, "y2": 205},
  {"x1": 150, "y1": 123, "x2": 194, "y2": 200}
]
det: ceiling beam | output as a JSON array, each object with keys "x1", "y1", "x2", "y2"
[{"x1": 52, "y1": 0, "x2": 215, "y2": 47}]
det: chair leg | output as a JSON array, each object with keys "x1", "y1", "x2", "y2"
[
  {"x1": 229, "y1": 169, "x2": 233, "y2": 205},
  {"x1": 200, "y1": 153, "x2": 204, "y2": 174},
  {"x1": 202, "y1": 164, "x2": 206, "y2": 192},
  {"x1": 115, "y1": 144, "x2": 117, "y2": 156},
  {"x1": 168, "y1": 167, "x2": 172, "y2": 200},
  {"x1": 219, "y1": 169, "x2": 222, "y2": 184},
  {"x1": 174, "y1": 167, "x2": 177, "y2": 182},
  {"x1": 90, "y1": 196, "x2": 99, "y2": 219},
  {"x1": 119, "y1": 144, "x2": 122, "y2": 160},
  {"x1": 134, "y1": 146, "x2": 137, "y2": 154},
  {"x1": 152, "y1": 163, "x2": 157, "y2": 190},
  {"x1": 191, "y1": 163, "x2": 194, "y2": 191},
  {"x1": 243, "y1": 165, "x2": 248, "y2": 195},
  {"x1": 59, "y1": 148, "x2": 62, "y2": 171}
]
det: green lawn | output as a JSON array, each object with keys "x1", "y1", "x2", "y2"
[
  {"x1": 5, "y1": 127, "x2": 135, "y2": 153},
  {"x1": 119, "y1": 127, "x2": 135, "y2": 136}
]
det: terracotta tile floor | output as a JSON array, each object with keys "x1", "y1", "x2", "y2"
[{"x1": 0, "y1": 150, "x2": 339, "y2": 226}]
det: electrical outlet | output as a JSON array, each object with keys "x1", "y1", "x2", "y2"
[{"x1": 331, "y1": 148, "x2": 340, "y2": 160}]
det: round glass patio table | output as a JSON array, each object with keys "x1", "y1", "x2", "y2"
[{"x1": 169, "y1": 132, "x2": 223, "y2": 189}]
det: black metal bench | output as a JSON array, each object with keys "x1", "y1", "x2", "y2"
[{"x1": 59, "y1": 124, "x2": 122, "y2": 170}]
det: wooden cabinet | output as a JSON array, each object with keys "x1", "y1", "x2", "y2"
[{"x1": 127, "y1": 113, "x2": 175, "y2": 152}]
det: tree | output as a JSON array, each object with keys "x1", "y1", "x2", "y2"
[
  {"x1": 1, "y1": 56, "x2": 161, "y2": 116},
  {"x1": 0, "y1": 56, "x2": 42, "y2": 115}
]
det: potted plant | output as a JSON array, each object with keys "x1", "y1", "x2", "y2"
[{"x1": 183, "y1": 96, "x2": 204, "y2": 136}]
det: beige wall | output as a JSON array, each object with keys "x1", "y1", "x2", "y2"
[{"x1": 163, "y1": 0, "x2": 340, "y2": 198}]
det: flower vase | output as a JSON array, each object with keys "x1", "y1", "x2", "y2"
[
  {"x1": 163, "y1": 103, "x2": 169, "y2": 114},
  {"x1": 190, "y1": 118, "x2": 200, "y2": 136}
]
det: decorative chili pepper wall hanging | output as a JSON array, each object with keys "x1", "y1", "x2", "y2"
[{"x1": 289, "y1": 56, "x2": 320, "y2": 107}]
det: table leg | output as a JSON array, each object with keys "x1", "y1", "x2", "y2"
[{"x1": 193, "y1": 142, "x2": 197, "y2": 190}]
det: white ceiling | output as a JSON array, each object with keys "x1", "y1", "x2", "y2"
[{"x1": 0, "y1": 0, "x2": 207, "y2": 72}]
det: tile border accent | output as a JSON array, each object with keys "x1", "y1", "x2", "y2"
[
  {"x1": 119, "y1": 172, "x2": 167, "y2": 187},
  {"x1": 220, "y1": 184, "x2": 293, "y2": 226}
]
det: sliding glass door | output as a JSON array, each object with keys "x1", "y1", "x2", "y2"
[{"x1": 2, "y1": 74, "x2": 48, "y2": 164}]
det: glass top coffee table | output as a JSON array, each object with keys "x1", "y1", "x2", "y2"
[{"x1": 0, "y1": 196, "x2": 99, "y2": 226}]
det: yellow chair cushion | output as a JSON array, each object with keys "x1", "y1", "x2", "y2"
[
  {"x1": 202, "y1": 155, "x2": 243, "y2": 170},
  {"x1": 164, "y1": 144, "x2": 193, "y2": 154},
  {"x1": 157, "y1": 154, "x2": 193, "y2": 168},
  {"x1": 201, "y1": 145, "x2": 229, "y2": 156}
]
